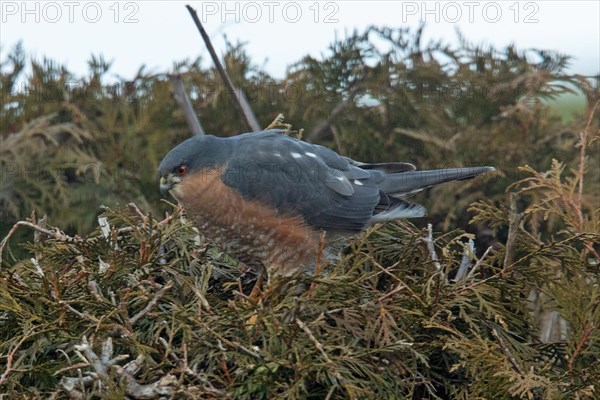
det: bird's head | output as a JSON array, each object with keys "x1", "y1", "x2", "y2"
[{"x1": 158, "y1": 135, "x2": 232, "y2": 196}]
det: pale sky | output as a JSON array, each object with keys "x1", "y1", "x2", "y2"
[{"x1": 1, "y1": 1, "x2": 599, "y2": 79}]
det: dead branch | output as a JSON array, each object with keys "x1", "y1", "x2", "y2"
[
  {"x1": 61, "y1": 336, "x2": 175, "y2": 399},
  {"x1": 0, "y1": 220, "x2": 73, "y2": 263},
  {"x1": 169, "y1": 73, "x2": 205, "y2": 136},
  {"x1": 296, "y1": 318, "x2": 350, "y2": 397},
  {"x1": 422, "y1": 224, "x2": 446, "y2": 283},
  {"x1": 467, "y1": 246, "x2": 494, "y2": 279},
  {"x1": 59, "y1": 301, "x2": 100, "y2": 323},
  {"x1": 127, "y1": 203, "x2": 149, "y2": 226},
  {"x1": 503, "y1": 193, "x2": 522, "y2": 271},
  {"x1": 0, "y1": 328, "x2": 37, "y2": 385},
  {"x1": 296, "y1": 317, "x2": 333, "y2": 364},
  {"x1": 454, "y1": 239, "x2": 475, "y2": 282},
  {"x1": 201, "y1": 322, "x2": 261, "y2": 359},
  {"x1": 185, "y1": 4, "x2": 260, "y2": 131},
  {"x1": 129, "y1": 281, "x2": 174, "y2": 326},
  {"x1": 234, "y1": 86, "x2": 260, "y2": 131}
]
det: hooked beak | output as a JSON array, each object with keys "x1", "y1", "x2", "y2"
[
  {"x1": 160, "y1": 173, "x2": 184, "y2": 197},
  {"x1": 159, "y1": 175, "x2": 172, "y2": 197}
]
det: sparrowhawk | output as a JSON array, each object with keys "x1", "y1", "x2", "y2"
[{"x1": 158, "y1": 129, "x2": 494, "y2": 276}]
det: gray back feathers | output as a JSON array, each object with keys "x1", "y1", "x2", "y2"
[{"x1": 159, "y1": 129, "x2": 495, "y2": 233}]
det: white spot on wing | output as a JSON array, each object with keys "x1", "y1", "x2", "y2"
[
  {"x1": 291, "y1": 152, "x2": 302, "y2": 159},
  {"x1": 273, "y1": 152, "x2": 282, "y2": 157},
  {"x1": 305, "y1": 152, "x2": 317, "y2": 158},
  {"x1": 353, "y1": 180, "x2": 364, "y2": 186},
  {"x1": 336, "y1": 176, "x2": 346, "y2": 181}
]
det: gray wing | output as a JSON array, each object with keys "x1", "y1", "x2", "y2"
[{"x1": 221, "y1": 131, "x2": 381, "y2": 232}]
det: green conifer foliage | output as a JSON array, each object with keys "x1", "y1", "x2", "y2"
[{"x1": 0, "y1": 27, "x2": 598, "y2": 399}]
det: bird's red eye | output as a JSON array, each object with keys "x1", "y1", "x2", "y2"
[{"x1": 176, "y1": 165, "x2": 189, "y2": 176}]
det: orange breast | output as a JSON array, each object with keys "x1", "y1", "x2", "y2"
[{"x1": 170, "y1": 168, "x2": 320, "y2": 276}]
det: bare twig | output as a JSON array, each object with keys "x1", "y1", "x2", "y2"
[
  {"x1": 296, "y1": 318, "x2": 352, "y2": 398},
  {"x1": 424, "y1": 224, "x2": 441, "y2": 272},
  {"x1": 422, "y1": 224, "x2": 445, "y2": 281},
  {"x1": 169, "y1": 74, "x2": 205, "y2": 135},
  {"x1": 370, "y1": 259, "x2": 428, "y2": 307},
  {"x1": 60, "y1": 375, "x2": 95, "y2": 399},
  {"x1": 53, "y1": 362, "x2": 92, "y2": 377},
  {"x1": 75, "y1": 337, "x2": 109, "y2": 379},
  {"x1": 87, "y1": 280, "x2": 106, "y2": 302},
  {"x1": 0, "y1": 221, "x2": 72, "y2": 262},
  {"x1": 60, "y1": 301, "x2": 100, "y2": 322},
  {"x1": 377, "y1": 283, "x2": 408, "y2": 302},
  {"x1": 185, "y1": 4, "x2": 260, "y2": 131},
  {"x1": 0, "y1": 327, "x2": 37, "y2": 385},
  {"x1": 130, "y1": 281, "x2": 174, "y2": 326},
  {"x1": 128, "y1": 203, "x2": 148, "y2": 226},
  {"x1": 295, "y1": 319, "x2": 334, "y2": 369},
  {"x1": 265, "y1": 113, "x2": 289, "y2": 130},
  {"x1": 467, "y1": 246, "x2": 494, "y2": 279},
  {"x1": 234, "y1": 86, "x2": 260, "y2": 131},
  {"x1": 62, "y1": 337, "x2": 175, "y2": 399},
  {"x1": 454, "y1": 239, "x2": 475, "y2": 282},
  {"x1": 201, "y1": 323, "x2": 261, "y2": 359},
  {"x1": 33, "y1": 213, "x2": 47, "y2": 260},
  {"x1": 491, "y1": 328, "x2": 525, "y2": 378},
  {"x1": 503, "y1": 193, "x2": 522, "y2": 271}
]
